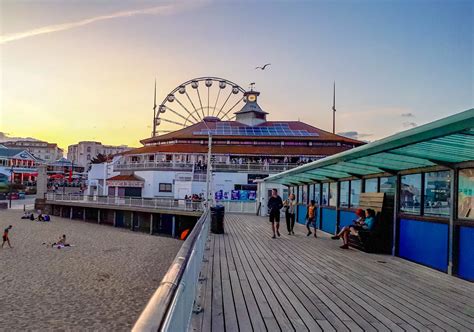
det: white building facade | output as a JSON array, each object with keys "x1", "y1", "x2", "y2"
[{"x1": 67, "y1": 141, "x2": 133, "y2": 168}]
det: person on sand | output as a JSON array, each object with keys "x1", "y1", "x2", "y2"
[
  {"x1": 52, "y1": 234, "x2": 70, "y2": 248},
  {"x1": 2, "y1": 225, "x2": 13, "y2": 248},
  {"x1": 267, "y1": 188, "x2": 283, "y2": 239}
]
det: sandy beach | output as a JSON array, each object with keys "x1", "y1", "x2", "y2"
[{"x1": 0, "y1": 209, "x2": 182, "y2": 331}]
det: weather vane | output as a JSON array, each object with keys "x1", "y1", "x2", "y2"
[{"x1": 249, "y1": 82, "x2": 256, "y2": 91}]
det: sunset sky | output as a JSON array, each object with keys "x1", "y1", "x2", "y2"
[{"x1": 0, "y1": 0, "x2": 472, "y2": 150}]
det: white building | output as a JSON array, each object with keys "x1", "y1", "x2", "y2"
[
  {"x1": 67, "y1": 141, "x2": 133, "y2": 168},
  {"x1": 87, "y1": 85, "x2": 363, "y2": 202},
  {"x1": 3, "y1": 140, "x2": 63, "y2": 162}
]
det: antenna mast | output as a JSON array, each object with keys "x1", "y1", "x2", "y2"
[
  {"x1": 153, "y1": 79, "x2": 157, "y2": 137},
  {"x1": 332, "y1": 81, "x2": 336, "y2": 134}
]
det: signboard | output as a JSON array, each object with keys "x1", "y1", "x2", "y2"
[{"x1": 106, "y1": 180, "x2": 144, "y2": 188}]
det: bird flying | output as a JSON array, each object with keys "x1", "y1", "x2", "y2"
[{"x1": 255, "y1": 63, "x2": 271, "y2": 70}]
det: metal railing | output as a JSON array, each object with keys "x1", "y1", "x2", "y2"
[
  {"x1": 133, "y1": 210, "x2": 210, "y2": 332},
  {"x1": 114, "y1": 161, "x2": 301, "y2": 173},
  {"x1": 45, "y1": 193, "x2": 204, "y2": 212},
  {"x1": 217, "y1": 200, "x2": 258, "y2": 214}
]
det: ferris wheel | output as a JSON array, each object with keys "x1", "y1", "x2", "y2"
[{"x1": 153, "y1": 77, "x2": 246, "y2": 136}]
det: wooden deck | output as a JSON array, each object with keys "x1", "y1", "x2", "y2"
[{"x1": 190, "y1": 214, "x2": 474, "y2": 332}]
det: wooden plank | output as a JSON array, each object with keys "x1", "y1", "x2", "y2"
[
  {"x1": 191, "y1": 213, "x2": 474, "y2": 332},
  {"x1": 211, "y1": 233, "x2": 224, "y2": 332}
]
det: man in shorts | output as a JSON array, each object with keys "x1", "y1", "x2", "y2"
[
  {"x1": 267, "y1": 189, "x2": 283, "y2": 238},
  {"x1": 2, "y1": 225, "x2": 13, "y2": 248}
]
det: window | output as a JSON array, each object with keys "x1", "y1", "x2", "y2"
[
  {"x1": 458, "y1": 168, "x2": 474, "y2": 220},
  {"x1": 314, "y1": 183, "x2": 321, "y2": 205},
  {"x1": 159, "y1": 183, "x2": 172, "y2": 192},
  {"x1": 350, "y1": 180, "x2": 361, "y2": 207},
  {"x1": 297, "y1": 186, "x2": 303, "y2": 203},
  {"x1": 86, "y1": 147, "x2": 91, "y2": 153},
  {"x1": 86, "y1": 154, "x2": 91, "y2": 161},
  {"x1": 301, "y1": 185, "x2": 308, "y2": 204},
  {"x1": 424, "y1": 171, "x2": 450, "y2": 217},
  {"x1": 380, "y1": 176, "x2": 396, "y2": 195},
  {"x1": 322, "y1": 183, "x2": 329, "y2": 206},
  {"x1": 329, "y1": 182, "x2": 337, "y2": 207},
  {"x1": 365, "y1": 178, "x2": 378, "y2": 193},
  {"x1": 401, "y1": 174, "x2": 422, "y2": 215},
  {"x1": 340, "y1": 181, "x2": 349, "y2": 208},
  {"x1": 309, "y1": 184, "x2": 315, "y2": 203}
]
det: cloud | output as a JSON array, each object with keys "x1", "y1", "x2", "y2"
[
  {"x1": 0, "y1": 132, "x2": 41, "y2": 142},
  {"x1": 402, "y1": 122, "x2": 418, "y2": 128},
  {"x1": 0, "y1": 1, "x2": 208, "y2": 45},
  {"x1": 401, "y1": 112, "x2": 415, "y2": 118},
  {"x1": 337, "y1": 131, "x2": 373, "y2": 140}
]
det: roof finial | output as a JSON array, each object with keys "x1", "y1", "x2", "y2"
[{"x1": 249, "y1": 82, "x2": 255, "y2": 91}]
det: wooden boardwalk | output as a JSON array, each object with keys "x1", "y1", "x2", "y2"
[{"x1": 190, "y1": 214, "x2": 474, "y2": 332}]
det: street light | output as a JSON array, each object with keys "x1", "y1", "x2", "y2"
[{"x1": 9, "y1": 165, "x2": 14, "y2": 208}]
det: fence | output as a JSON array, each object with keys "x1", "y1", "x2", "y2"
[
  {"x1": 132, "y1": 210, "x2": 210, "y2": 332},
  {"x1": 217, "y1": 200, "x2": 258, "y2": 214},
  {"x1": 45, "y1": 193, "x2": 203, "y2": 212}
]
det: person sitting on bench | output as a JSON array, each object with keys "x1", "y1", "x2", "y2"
[{"x1": 331, "y1": 208, "x2": 367, "y2": 249}]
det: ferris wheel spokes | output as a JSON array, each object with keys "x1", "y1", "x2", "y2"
[
  {"x1": 174, "y1": 97, "x2": 201, "y2": 123},
  {"x1": 159, "y1": 117, "x2": 187, "y2": 127},
  {"x1": 212, "y1": 88, "x2": 222, "y2": 118},
  {"x1": 162, "y1": 105, "x2": 195, "y2": 124},
  {"x1": 214, "y1": 89, "x2": 234, "y2": 119},
  {"x1": 195, "y1": 87, "x2": 205, "y2": 119},
  {"x1": 221, "y1": 96, "x2": 245, "y2": 120}
]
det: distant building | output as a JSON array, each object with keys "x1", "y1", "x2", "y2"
[
  {"x1": 3, "y1": 140, "x2": 63, "y2": 162},
  {"x1": 0, "y1": 147, "x2": 40, "y2": 183},
  {"x1": 67, "y1": 141, "x2": 133, "y2": 168}
]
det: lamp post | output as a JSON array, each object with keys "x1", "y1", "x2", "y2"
[{"x1": 9, "y1": 165, "x2": 14, "y2": 208}]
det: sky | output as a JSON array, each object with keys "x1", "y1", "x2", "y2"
[{"x1": 0, "y1": 0, "x2": 472, "y2": 150}]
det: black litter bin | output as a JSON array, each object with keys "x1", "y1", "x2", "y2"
[{"x1": 211, "y1": 205, "x2": 225, "y2": 234}]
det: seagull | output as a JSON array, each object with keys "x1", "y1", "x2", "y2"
[{"x1": 255, "y1": 63, "x2": 271, "y2": 70}]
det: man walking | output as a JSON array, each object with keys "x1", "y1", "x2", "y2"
[
  {"x1": 267, "y1": 189, "x2": 283, "y2": 238},
  {"x1": 2, "y1": 225, "x2": 13, "y2": 248}
]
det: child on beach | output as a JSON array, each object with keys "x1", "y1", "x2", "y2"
[{"x1": 2, "y1": 225, "x2": 13, "y2": 248}]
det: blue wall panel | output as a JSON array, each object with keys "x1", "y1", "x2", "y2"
[
  {"x1": 297, "y1": 205, "x2": 307, "y2": 225},
  {"x1": 321, "y1": 208, "x2": 337, "y2": 234},
  {"x1": 339, "y1": 211, "x2": 357, "y2": 229},
  {"x1": 458, "y1": 226, "x2": 474, "y2": 281},
  {"x1": 399, "y1": 218, "x2": 448, "y2": 272}
]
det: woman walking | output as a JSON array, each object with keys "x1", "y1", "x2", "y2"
[{"x1": 284, "y1": 193, "x2": 296, "y2": 235}]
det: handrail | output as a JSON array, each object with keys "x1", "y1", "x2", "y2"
[
  {"x1": 44, "y1": 193, "x2": 204, "y2": 212},
  {"x1": 133, "y1": 210, "x2": 209, "y2": 332}
]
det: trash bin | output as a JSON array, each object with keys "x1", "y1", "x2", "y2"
[{"x1": 211, "y1": 205, "x2": 225, "y2": 234}]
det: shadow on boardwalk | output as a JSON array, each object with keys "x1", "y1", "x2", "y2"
[{"x1": 191, "y1": 214, "x2": 474, "y2": 332}]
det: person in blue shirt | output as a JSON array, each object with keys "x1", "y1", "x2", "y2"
[{"x1": 332, "y1": 208, "x2": 376, "y2": 249}]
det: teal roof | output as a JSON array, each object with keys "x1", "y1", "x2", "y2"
[{"x1": 265, "y1": 108, "x2": 474, "y2": 185}]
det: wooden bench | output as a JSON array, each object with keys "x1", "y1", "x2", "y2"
[{"x1": 348, "y1": 192, "x2": 394, "y2": 253}]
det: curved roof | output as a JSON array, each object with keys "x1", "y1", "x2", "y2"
[
  {"x1": 265, "y1": 109, "x2": 474, "y2": 185},
  {"x1": 141, "y1": 120, "x2": 363, "y2": 145}
]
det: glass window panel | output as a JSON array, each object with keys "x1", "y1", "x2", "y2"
[
  {"x1": 340, "y1": 181, "x2": 349, "y2": 208},
  {"x1": 458, "y1": 168, "x2": 474, "y2": 220},
  {"x1": 350, "y1": 180, "x2": 361, "y2": 207},
  {"x1": 302, "y1": 185, "x2": 308, "y2": 204},
  {"x1": 322, "y1": 183, "x2": 329, "y2": 206},
  {"x1": 297, "y1": 186, "x2": 303, "y2": 203},
  {"x1": 380, "y1": 176, "x2": 396, "y2": 195},
  {"x1": 329, "y1": 182, "x2": 338, "y2": 207},
  {"x1": 400, "y1": 174, "x2": 422, "y2": 215},
  {"x1": 365, "y1": 178, "x2": 378, "y2": 193},
  {"x1": 314, "y1": 183, "x2": 321, "y2": 205},
  {"x1": 309, "y1": 184, "x2": 315, "y2": 203},
  {"x1": 424, "y1": 171, "x2": 451, "y2": 217}
]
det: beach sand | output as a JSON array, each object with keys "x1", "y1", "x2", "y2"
[{"x1": 0, "y1": 209, "x2": 182, "y2": 331}]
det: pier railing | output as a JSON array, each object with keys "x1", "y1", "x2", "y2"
[
  {"x1": 45, "y1": 193, "x2": 204, "y2": 212},
  {"x1": 133, "y1": 210, "x2": 210, "y2": 332},
  {"x1": 216, "y1": 200, "x2": 258, "y2": 214},
  {"x1": 114, "y1": 161, "x2": 301, "y2": 173}
]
